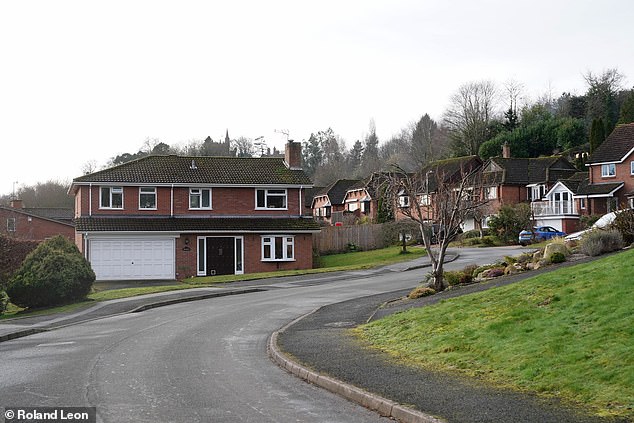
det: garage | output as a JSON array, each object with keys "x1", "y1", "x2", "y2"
[{"x1": 89, "y1": 238, "x2": 175, "y2": 281}]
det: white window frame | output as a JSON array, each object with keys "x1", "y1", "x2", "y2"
[
  {"x1": 196, "y1": 236, "x2": 244, "y2": 276},
  {"x1": 189, "y1": 188, "x2": 212, "y2": 210},
  {"x1": 601, "y1": 163, "x2": 616, "y2": 178},
  {"x1": 100, "y1": 186, "x2": 123, "y2": 209},
  {"x1": 261, "y1": 235, "x2": 295, "y2": 261},
  {"x1": 139, "y1": 187, "x2": 157, "y2": 210},
  {"x1": 579, "y1": 197, "x2": 586, "y2": 210},
  {"x1": 347, "y1": 201, "x2": 359, "y2": 212},
  {"x1": 398, "y1": 195, "x2": 410, "y2": 208},
  {"x1": 7, "y1": 217, "x2": 16, "y2": 232},
  {"x1": 485, "y1": 186, "x2": 498, "y2": 200},
  {"x1": 631, "y1": 161, "x2": 634, "y2": 176},
  {"x1": 256, "y1": 189, "x2": 288, "y2": 210},
  {"x1": 419, "y1": 194, "x2": 430, "y2": 206}
]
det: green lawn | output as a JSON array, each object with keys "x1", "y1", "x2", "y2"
[
  {"x1": 356, "y1": 248, "x2": 634, "y2": 418},
  {"x1": 2, "y1": 245, "x2": 426, "y2": 319}
]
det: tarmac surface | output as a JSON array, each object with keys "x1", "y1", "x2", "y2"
[{"x1": 1, "y1": 250, "x2": 627, "y2": 422}]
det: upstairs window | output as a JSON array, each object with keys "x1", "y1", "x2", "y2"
[
  {"x1": 256, "y1": 189, "x2": 287, "y2": 209},
  {"x1": 631, "y1": 161, "x2": 634, "y2": 175},
  {"x1": 484, "y1": 186, "x2": 497, "y2": 200},
  {"x1": 7, "y1": 218, "x2": 16, "y2": 232},
  {"x1": 190, "y1": 188, "x2": 212, "y2": 209},
  {"x1": 139, "y1": 187, "x2": 157, "y2": 209},
  {"x1": 261, "y1": 235, "x2": 294, "y2": 261},
  {"x1": 419, "y1": 194, "x2": 430, "y2": 206},
  {"x1": 601, "y1": 163, "x2": 616, "y2": 177},
  {"x1": 100, "y1": 187, "x2": 123, "y2": 209},
  {"x1": 398, "y1": 195, "x2": 410, "y2": 208}
]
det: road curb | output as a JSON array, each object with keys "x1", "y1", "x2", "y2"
[{"x1": 268, "y1": 311, "x2": 445, "y2": 423}]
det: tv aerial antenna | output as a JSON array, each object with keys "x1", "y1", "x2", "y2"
[{"x1": 253, "y1": 136, "x2": 266, "y2": 156}]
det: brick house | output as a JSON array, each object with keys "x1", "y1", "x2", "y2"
[
  {"x1": 577, "y1": 123, "x2": 634, "y2": 213},
  {"x1": 70, "y1": 141, "x2": 319, "y2": 281},
  {"x1": 311, "y1": 179, "x2": 360, "y2": 225},
  {"x1": 341, "y1": 174, "x2": 385, "y2": 223},
  {"x1": 479, "y1": 149, "x2": 579, "y2": 232},
  {"x1": 0, "y1": 199, "x2": 75, "y2": 241}
]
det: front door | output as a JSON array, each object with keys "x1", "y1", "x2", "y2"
[{"x1": 205, "y1": 237, "x2": 235, "y2": 276}]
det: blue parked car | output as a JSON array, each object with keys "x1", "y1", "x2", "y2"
[{"x1": 518, "y1": 226, "x2": 566, "y2": 245}]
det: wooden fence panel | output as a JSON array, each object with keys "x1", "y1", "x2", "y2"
[{"x1": 313, "y1": 224, "x2": 387, "y2": 254}]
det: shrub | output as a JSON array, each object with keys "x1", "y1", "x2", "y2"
[
  {"x1": 579, "y1": 214, "x2": 601, "y2": 230},
  {"x1": 0, "y1": 290, "x2": 8, "y2": 314},
  {"x1": 0, "y1": 235, "x2": 38, "y2": 289},
  {"x1": 443, "y1": 271, "x2": 462, "y2": 286},
  {"x1": 6, "y1": 236, "x2": 95, "y2": 309},
  {"x1": 610, "y1": 209, "x2": 634, "y2": 245},
  {"x1": 549, "y1": 252, "x2": 566, "y2": 264},
  {"x1": 408, "y1": 286, "x2": 436, "y2": 299},
  {"x1": 488, "y1": 203, "x2": 532, "y2": 244},
  {"x1": 579, "y1": 229, "x2": 624, "y2": 257}
]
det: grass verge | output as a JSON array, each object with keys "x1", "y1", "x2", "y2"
[{"x1": 355, "y1": 248, "x2": 634, "y2": 418}]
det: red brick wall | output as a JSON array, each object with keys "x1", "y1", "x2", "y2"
[
  {"x1": 77, "y1": 186, "x2": 306, "y2": 217},
  {"x1": 175, "y1": 233, "x2": 313, "y2": 279},
  {"x1": 589, "y1": 152, "x2": 634, "y2": 206},
  {"x1": 0, "y1": 209, "x2": 75, "y2": 241}
]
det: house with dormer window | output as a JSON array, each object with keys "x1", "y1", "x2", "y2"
[{"x1": 70, "y1": 141, "x2": 319, "y2": 281}]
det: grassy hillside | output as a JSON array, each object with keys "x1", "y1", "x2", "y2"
[{"x1": 357, "y1": 248, "x2": 634, "y2": 418}]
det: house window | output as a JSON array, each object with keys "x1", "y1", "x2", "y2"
[
  {"x1": 100, "y1": 186, "x2": 123, "y2": 209},
  {"x1": 398, "y1": 195, "x2": 410, "y2": 208},
  {"x1": 629, "y1": 197, "x2": 634, "y2": 209},
  {"x1": 485, "y1": 186, "x2": 497, "y2": 200},
  {"x1": 601, "y1": 163, "x2": 616, "y2": 177},
  {"x1": 362, "y1": 201, "x2": 371, "y2": 214},
  {"x1": 7, "y1": 218, "x2": 16, "y2": 232},
  {"x1": 190, "y1": 188, "x2": 212, "y2": 209},
  {"x1": 256, "y1": 189, "x2": 287, "y2": 209},
  {"x1": 324, "y1": 206, "x2": 331, "y2": 217},
  {"x1": 261, "y1": 235, "x2": 294, "y2": 261},
  {"x1": 347, "y1": 202, "x2": 359, "y2": 212},
  {"x1": 529, "y1": 185, "x2": 545, "y2": 201},
  {"x1": 579, "y1": 197, "x2": 586, "y2": 210},
  {"x1": 139, "y1": 187, "x2": 157, "y2": 209},
  {"x1": 419, "y1": 194, "x2": 430, "y2": 206},
  {"x1": 631, "y1": 161, "x2": 634, "y2": 176}
]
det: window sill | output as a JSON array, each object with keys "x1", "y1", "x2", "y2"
[
  {"x1": 255, "y1": 207, "x2": 288, "y2": 211},
  {"x1": 261, "y1": 259, "x2": 296, "y2": 262}
]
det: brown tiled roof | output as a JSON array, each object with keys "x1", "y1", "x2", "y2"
[
  {"x1": 485, "y1": 156, "x2": 577, "y2": 185},
  {"x1": 587, "y1": 123, "x2": 634, "y2": 164},
  {"x1": 0, "y1": 206, "x2": 75, "y2": 227},
  {"x1": 75, "y1": 217, "x2": 320, "y2": 233},
  {"x1": 576, "y1": 181, "x2": 623, "y2": 196},
  {"x1": 73, "y1": 155, "x2": 313, "y2": 186},
  {"x1": 422, "y1": 156, "x2": 483, "y2": 192},
  {"x1": 315, "y1": 179, "x2": 360, "y2": 204}
]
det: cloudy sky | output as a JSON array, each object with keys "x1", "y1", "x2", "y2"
[{"x1": 1, "y1": 0, "x2": 634, "y2": 197}]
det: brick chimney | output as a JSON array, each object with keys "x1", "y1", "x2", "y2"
[
  {"x1": 285, "y1": 140, "x2": 302, "y2": 170},
  {"x1": 10, "y1": 199, "x2": 24, "y2": 209},
  {"x1": 502, "y1": 141, "x2": 511, "y2": 158}
]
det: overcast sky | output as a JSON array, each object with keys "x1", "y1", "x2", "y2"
[{"x1": 2, "y1": 0, "x2": 634, "y2": 197}]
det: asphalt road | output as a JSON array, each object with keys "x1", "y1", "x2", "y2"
[{"x1": 0, "y1": 246, "x2": 530, "y2": 423}]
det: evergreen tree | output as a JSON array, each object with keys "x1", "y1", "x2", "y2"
[
  {"x1": 618, "y1": 90, "x2": 634, "y2": 124},
  {"x1": 589, "y1": 118, "x2": 606, "y2": 153}
]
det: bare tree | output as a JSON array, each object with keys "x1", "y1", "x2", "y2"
[
  {"x1": 379, "y1": 161, "x2": 487, "y2": 292},
  {"x1": 232, "y1": 136, "x2": 255, "y2": 157},
  {"x1": 443, "y1": 80, "x2": 499, "y2": 156}
]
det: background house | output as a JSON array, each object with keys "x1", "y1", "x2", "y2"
[
  {"x1": 70, "y1": 141, "x2": 319, "y2": 281},
  {"x1": 581, "y1": 123, "x2": 634, "y2": 213},
  {"x1": 311, "y1": 179, "x2": 360, "y2": 225},
  {"x1": 0, "y1": 199, "x2": 75, "y2": 241}
]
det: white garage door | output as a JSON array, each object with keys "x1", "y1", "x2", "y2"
[{"x1": 90, "y1": 238, "x2": 175, "y2": 280}]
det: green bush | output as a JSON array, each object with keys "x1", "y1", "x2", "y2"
[
  {"x1": 0, "y1": 290, "x2": 8, "y2": 314},
  {"x1": 549, "y1": 252, "x2": 566, "y2": 264},
  {"x1": 487, "y1": 203, "x2": 532, "y2": 244},
  {"x1": 610, "y1": 209, "x2": 634, "y2": 245},
  {"x1": 443, "y1": 271, "x2": 462, "y2": 286},
  {"x1": 579, "y1": 229, "x2": 624, "y2": 257},
  {"x1": 408, "y1": 286, "x2": 436, "y2": 299},
  {"x1": 6, "y1": 236, "x2": 95, "y2": 309},
  {"x1": 0, "y1": 235, "x2": 38, "y2": 290}
]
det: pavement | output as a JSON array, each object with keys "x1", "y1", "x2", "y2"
[{"x1": 1, "y1": 250, "x2": 625, "y2": 423}]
